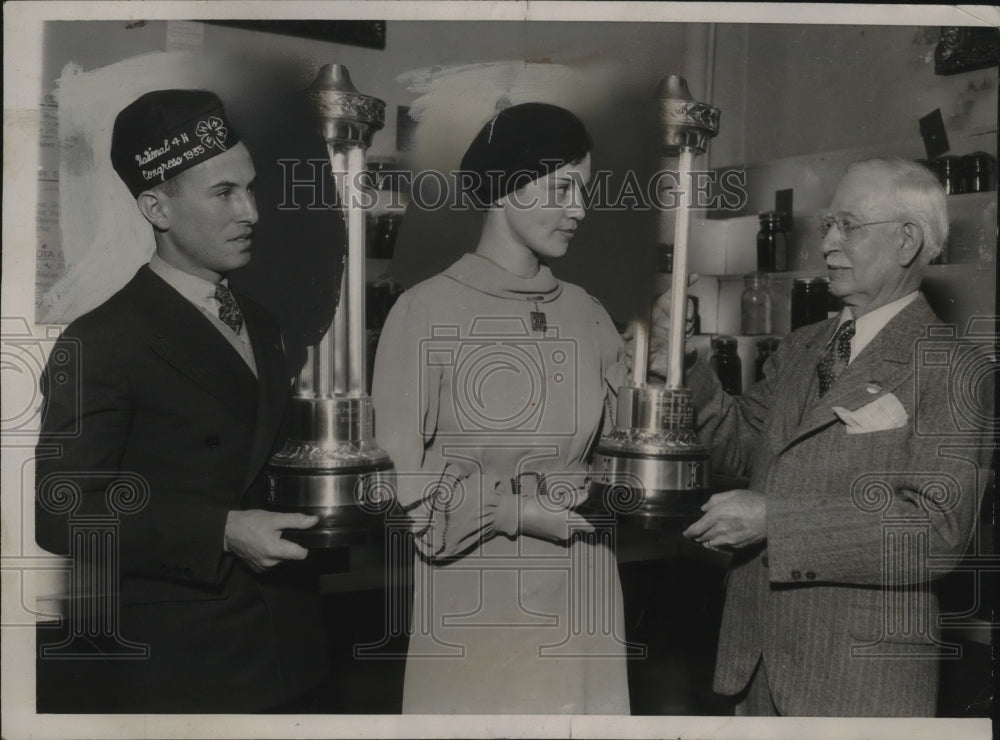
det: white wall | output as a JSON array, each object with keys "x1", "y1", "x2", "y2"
[{"x1": 711, "y1": 23, "x2": 997, "y2": 168}]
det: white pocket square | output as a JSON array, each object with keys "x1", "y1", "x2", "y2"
[{"x1": 833, "y1": 393, "x2": 909, "y2": 434}]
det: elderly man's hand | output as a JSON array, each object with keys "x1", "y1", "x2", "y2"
[
  {"x1": 683, "y1": 490, "x2": 766, "y2": 549},
  {"x1": 622, "y1": 276, "x2": 697, "y2": 378}
]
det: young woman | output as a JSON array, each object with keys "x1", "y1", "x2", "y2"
[{"x1": 372, "y1": 103, "x2": 630, "y2": 714}]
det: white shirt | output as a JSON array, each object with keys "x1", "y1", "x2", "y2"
[
  {"x1": 832, "y1": 291, "x2": 919, "y2": 364},
  {"x1": 149, "y1": 253, "x2": 257, "y2": 376}
]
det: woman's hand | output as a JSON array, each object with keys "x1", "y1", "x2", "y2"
[{"x1": 518, "y1": 495, "x2": 594, "y2": 544}]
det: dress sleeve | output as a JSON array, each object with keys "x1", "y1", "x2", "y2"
[
  {"x1": 587, "y1": 294, "x2": 628, "y2": 428},
  {"x1": 372, "y1": 289, "x2": 510, "y2": 561}
]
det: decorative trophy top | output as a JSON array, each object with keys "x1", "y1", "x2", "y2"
[
  {"x1": 657, "y1": 75, "x2": 720, "y2": 155},
  {"x1": 306, "y1": 64, "x2": 386, "y2": 148}
]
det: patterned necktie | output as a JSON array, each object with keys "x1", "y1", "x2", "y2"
[
  {"x1": 214, "y1": 283, "x2": 243, "y2": 334},
  {"x1": 817, "y1": 319, "x2": 855, "y2": 396}
]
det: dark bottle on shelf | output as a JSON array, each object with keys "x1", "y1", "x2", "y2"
[
  {"x1": 710, "y1": 336, "x2": 742, "y2": 396},
  {"x1": 963, "y1": 152, "x2": 995, "y2": 194},
  {"x1": 931, "y1": 155, "x2": 965, "y2": 195},
  {"x1": 791, "y1": 277, "x2": 830, "y2": 330},
  {"x1": 756, "y1": 210, "x2": 788, "y2": 272},
  {"x1": 754, "y1": 337, "x2": 780, "y2": 383}
]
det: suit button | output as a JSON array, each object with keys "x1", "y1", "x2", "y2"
[
  {"x1": 205, "y1": 435, "x2": 221, "y2": 449},
  {"x1": 761, "y1": 555, "x2": 769, "y2": 567},
  {"x1": 806, "y1": 571, "x2": 816, "y2": 580},
  {"x1": 791, "y1": 570, "x2": 802, "y2": 581}
]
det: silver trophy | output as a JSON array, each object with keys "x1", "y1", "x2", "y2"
[
  {"x1": 267, "y1": 65, "x2": 396, "y2": 547},
  {"x1": 589, "y1": 75, "x2": 720, "y2": 525}
]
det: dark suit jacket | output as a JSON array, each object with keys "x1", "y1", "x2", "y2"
[
  {"x1": 35, "y1": 265, "x2": 328, "y2": 713},
  {"x1": 688, "y1": 294, "x2": 993, "y2": 716}
]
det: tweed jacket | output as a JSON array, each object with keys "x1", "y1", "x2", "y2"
[
  {"x1": 35, "y1": 265, "x2": 328, "y2": 713},
  {"x1": 687, "y1": 294, "x2": 992, "y2": 716}
]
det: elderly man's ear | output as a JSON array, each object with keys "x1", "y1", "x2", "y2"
[{"x1": 898, "y1": 221, "x2": 925, "y2": 267}]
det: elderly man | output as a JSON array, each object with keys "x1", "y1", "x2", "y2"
[
  {"x1": 35, "y1": 90, "x2": 328, "y2": 712},
  {"x1": 659, "y1": 158, "x2": 992, "y2": 716}
]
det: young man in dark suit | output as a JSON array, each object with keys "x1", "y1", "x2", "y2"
[{"x1": 35, "y1": 89, "x2": 328, "y2": 713}]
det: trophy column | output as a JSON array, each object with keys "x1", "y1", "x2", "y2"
[
  {"x1": 589, "y1": 75, "x2": 720, "y2": 525},
  {"x1": 267, "y1": 65, "x2": 396, "y2": 547}
]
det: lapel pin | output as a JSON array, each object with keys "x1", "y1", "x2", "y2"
[{"x1": 866, "y1": 384, "x2": 881, "y2": 394}]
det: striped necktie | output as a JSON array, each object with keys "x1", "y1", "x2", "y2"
[
  {"x1": 214, "y1": 283, "x2": 243, "y2": 334},
  {"x1": 817, "y1": 319, "x2": 855, "y2": 396}
]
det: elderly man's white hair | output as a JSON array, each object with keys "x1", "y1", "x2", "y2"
[{"x1": 845, "y1": 157, "x2": 949, "y2": 263}]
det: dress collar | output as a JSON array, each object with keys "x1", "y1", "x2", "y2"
[{"x1": 442, "y1": 253, "x2": 563, "y2": 302}]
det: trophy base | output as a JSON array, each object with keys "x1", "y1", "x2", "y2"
[
  {"x1": 278, "y1": 521, "x2": 383, "y2": 549},
  {"x1": 266, "y1": 464, "x2": 394, "y2": 549},
  {"x1": 584, "y1": 481, "x2": 710, "y2": 530}
]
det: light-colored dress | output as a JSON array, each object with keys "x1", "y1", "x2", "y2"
[{"x1": 372, "y1": 253, "x2": 631, "y2": 714}]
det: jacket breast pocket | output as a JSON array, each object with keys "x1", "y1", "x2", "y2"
[{"x1": 833, "y1": 392, "x2": 909, "y2": 435}]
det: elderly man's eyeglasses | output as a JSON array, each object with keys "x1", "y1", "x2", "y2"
[{"x1": 817, "y1": 215, "x2": 903, "y2": 241}]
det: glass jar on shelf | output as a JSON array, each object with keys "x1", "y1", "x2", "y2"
[
  {"x1": 931, "y1": 155, "x2": 964, "y2": 195},
  {"x1": 365, "y1": 157, "x2": 408, "y2": 259},
  {"x1": 741, "y1": 271, "x2": 772, "y2": 335},
  {"x1": 962, "y1": 152, "x2": 995, "y2": 194},
  {"x1": 710, "y1": 336, "x2": 742, "y2": 396},
  {"x1": 754, "y1": 336, "x2": 780, "y2": 383},
  {"x1": 791, "y1": 276, "x2": 830, "y2": 330},
  {"x1": 756, "y1": 210, "x2": 788, "y2": 272}
]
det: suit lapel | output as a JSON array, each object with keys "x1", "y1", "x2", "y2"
[
  {"x1": 239, "y1": 297, "x2": 291, "y2": 492},
  {"x1": 779, "y1": 295, "x2": 934, "y2": 453},
  {"x1": 133, "y1": 267, "x2": 259, "y2": 424}
]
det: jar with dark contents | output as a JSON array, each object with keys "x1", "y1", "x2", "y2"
[
  {"x1": 371, "y1": 212, "x2": 402, "y2": 259},
  {"x1": 710, "y1": 336, "x2": 742, "y2": 396},
  {"x1": 756, "y1": 211, "x2": 788, "y2": 272},
  {"x1": 962, "y1": 152, "x2": 995, "y2": 193},
  {"x1": 931, "y1": 155, "x2": 965, "y2": 195},
  {"x1": 791, "y1": 277, "x2": 830, "y2": 330},
  {"x1": 754, "y1": 337, "x2": 780, "y2": 383},
  {"x1": 365, "y1": 158, "x2": 407, "y2": 259}
]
